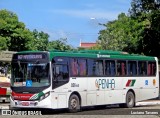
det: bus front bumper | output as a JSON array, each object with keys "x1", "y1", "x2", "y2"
[{"x1": 10, "y1": 96, "x2": 52, "y2": 109}]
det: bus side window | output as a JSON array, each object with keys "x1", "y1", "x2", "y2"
[
  {"x1": 53, "y1": 64, "x2": 69, "y2": 81},
  {"x1": 70, "y1": 58, "x2": 78, "y2": 76},
  {"x1": 95, "y1": 60, "x2": 104, "y2": 76},
  {"x1": 52, "y1": 57, "x2": 70, "y2": 89},
  {"x1": 87, "y1": 59, "x2": 94, "y2": 76},
  {"x1": 152, "y1": 62, "x2": 156, "y2": 75},
  {"x1": 78, "y1": 59, "x2": 87, "y2": 76},
  {"x1": 87, "y1": 59, "x2": 104, "y2": 76},
  {"x1": 128, "y1": 61, "x2": 137, "y2": 76},
  {"x1": 138, "y1": 61, "x2": 147, "y2": 76},
  {"x1": 110, "y1": 61, "x2": 115, "y2": 76},
  {"x1": 148, "y1": 62, "x2": 156, "y2": 76},
  {"x1": 117, "y1": 61, "x2": 126, "y2": 76},
  {"x1": 148, "y1": 63, "x2": 151, "y2": 76},
  {"x1": 105, "y1": 60, "x2": 115, "y2": 76}
]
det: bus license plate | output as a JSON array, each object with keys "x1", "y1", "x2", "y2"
[{"x1": 21, "y1": 102, "x2": 29, "y2": 106}]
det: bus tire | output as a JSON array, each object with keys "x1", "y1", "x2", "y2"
[
  {"x1": 68, "y1": 94, "x2": 80, "y2": 113},
  {"x1": 125, "y1": 91, "x2": 135, "y2": 108}
]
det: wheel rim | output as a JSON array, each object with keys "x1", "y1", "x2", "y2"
[
  {"x1": 71, "y1": 98, "x2": 78, "y2": 109},
  {"x1": 128, "y1": 94, "x2": 133, "y2": 106}
]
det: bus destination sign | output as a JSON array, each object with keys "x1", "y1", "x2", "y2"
[
  {"x1": 18, "y1": 54, "x2": 43, "y2": 60},
  {"x1": 13, "y1": 53, "x2": 48, "y2": 60}
]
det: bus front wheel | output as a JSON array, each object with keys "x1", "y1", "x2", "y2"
[
  {"x1": 68, "y1": 94, "x2": 80, "y2": 113},
  {"x1": 125, "y1": 91, "x2": 135, "y2": 108}
]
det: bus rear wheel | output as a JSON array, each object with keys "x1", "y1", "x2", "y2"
[
  {"x1": 68, "y1": 94, "x2": 80, "y2": 113},
  {"x1": 125, "y1": 91, "x2": 135, "y2": 108}
]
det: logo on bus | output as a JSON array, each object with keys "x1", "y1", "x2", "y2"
[
  {"x1": 95, "y1": 79, "x2": 115, "y2": 89},
  {"x1": 153, "y1": 79, "x2": 156, "y2": 86},
  {"x1": 126, "y1": 80, "x2": 136, "y2": 87}
]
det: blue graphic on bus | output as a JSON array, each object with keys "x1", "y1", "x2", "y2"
[
  {"x1": 26, "y1": 80, "x2": 32, "y2": 87},
  {"x1": 145, "y1": 80, "x2": 148, "y2": 85}
]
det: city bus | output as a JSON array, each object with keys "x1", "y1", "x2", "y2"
[{"x1": 10, "y1": 50, "x2": 159, "y2": 112}]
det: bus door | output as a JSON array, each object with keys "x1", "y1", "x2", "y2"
[{"x1": 52, "y1": 57, "x2": 69, "y2": 108}]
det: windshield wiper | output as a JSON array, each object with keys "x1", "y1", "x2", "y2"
[
  {"x1": 18, "y1": 61, "x2": 26, "y2": 81},
  {"x1": 18, "y1": 61, "x2": 23, "y2": 74}
]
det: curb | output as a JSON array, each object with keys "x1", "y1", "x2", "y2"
[{"x1": 136, "y1": 101, "x2": 160, "y2": 106}]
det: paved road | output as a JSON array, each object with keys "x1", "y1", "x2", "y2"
[{"x1": 0, "y1": 102, "x2": 160, "y2": 118}]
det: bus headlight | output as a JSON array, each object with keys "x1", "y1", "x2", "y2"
[{"x1": 39, "y1": 92, "x2": 50, "y2": 101}]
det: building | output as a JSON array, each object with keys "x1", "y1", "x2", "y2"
[{"x1": 80, "y1": 42, "x2": 97, "y2": 49}]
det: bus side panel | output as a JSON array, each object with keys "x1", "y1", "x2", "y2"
[
  {"x1": 122, "y1": 77, "x2": 141, "y2": 102},
  {"x1": 51, "y1": 89, "x2": 69, "y2": 109},
  {"x1": 87, "y1": 77, "x2": 97, "y2": 106},
  {"x1": 104, "y1": 90, "x2": 111, "y2": 104},
  {"x1": 139, "y1": 77, "x2": 159, "y2": 101},
  {"x1": 79, "y1": 91, "x2": 87, "y2": 106},
  {"x1": 51, "y1": 92, "x2": 58, "y2": 109},
  {"x1": 70, "y1": 77, "x2": 87, "y2": 106},
  {"x1": 58, "y1": 94, "x2": 67, "y2": 108},
  {"x1": 107, "y1": 77, "x2": 123, "y2": 104},
  {"x1": 52, "y1": 77, "x2": 88, "y2": 109},
  {"x1": 87, "y1": 77, "x2": 124, "y2": 105}
]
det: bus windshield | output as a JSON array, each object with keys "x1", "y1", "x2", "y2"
[{"x1": 11, "y1": 62, "x2": 50, "y2": 88}]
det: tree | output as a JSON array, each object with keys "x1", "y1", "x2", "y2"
[
  {"x1": 0, "y1": 9, "x2": 34, "y2": 51},
  {"x1": 129, "y1": 0, "x2": 160, "y2": 57},
  {"x1": 47, "y1": 38, "x2": 73, "y2": 51},
  {"x1": 32, "y1": 29, "x2": 49, "y2": 51},
  {"x1": 139, "y1": 10, "x2": 160, "y2": 57},
  {"x1": 98, "y1": 0, "x2": 160, "y2": 57},
  {"x1": 129, "y1": 0, "x2": 160, "y2": 17},
  {"x1": 98, "y1": 13, "x2": 148, "y2": 53},
  {"x1": 0, "y1": 36, "x2": 7, "y2": 50}
]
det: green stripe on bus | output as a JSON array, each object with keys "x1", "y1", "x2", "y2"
[{"x1": 131, "y1": 80, "x2": 136, "y2": 86}]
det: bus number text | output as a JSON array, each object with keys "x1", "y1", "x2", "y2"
[{"x1": 71, "y1": 83, "x2": 79, "y2": 87}]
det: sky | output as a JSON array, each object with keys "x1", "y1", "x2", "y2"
[{"x1": 0, "y1": 0, "x2": 131, "y2": 48}]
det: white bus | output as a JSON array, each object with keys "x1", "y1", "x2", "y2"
[{"x1": 10, "y1": 50, "x2": 159, "y2": 112}]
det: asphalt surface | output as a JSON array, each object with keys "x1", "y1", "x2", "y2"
[
  {"x1": 0, "y1": 102, "x2": 160, "y2": 117},
  {"x1": 0, "y1": 107, "x2": 160, "y2": 118}
]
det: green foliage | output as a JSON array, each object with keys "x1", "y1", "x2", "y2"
[
  {"x1": 129, "y1": 0, "x2": 160, "y2": 57},
  {"x1": 89, "y1": 43, "x2": 102, "y2": 50},
  {"x1": 0, "y1": 36, "x2": 7, "y2": 50},
  {"x1": 48, "y1": 38, "x2": 73, "y2": 51},
  {"x1": 32, "y1": 29, "x2": 49, "y2": 51},
  {"x1": 98, "y1": 13, "x2": 147, "y2": 53},
  {"x1": 77, "y1": 47, "x2": 86, "y2": 50},
  {"x1": 98, "y1": 0, "x2": 160, "y2": 57},
  {"x1": 0, "y1": 9, "x2": 34, "y2": 51}
]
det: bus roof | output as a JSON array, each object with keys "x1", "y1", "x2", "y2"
[{"x1": 15, "y1": 50, "x2": 156, "y2": 61}]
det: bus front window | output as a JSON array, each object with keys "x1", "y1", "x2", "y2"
[{"x1": 11, "y1": 62, "x2": 50, "y2": 87}]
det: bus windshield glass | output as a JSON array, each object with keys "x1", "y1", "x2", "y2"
[{"x1": 11, "y1": 62, "x2": 50, "y2": 87}]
